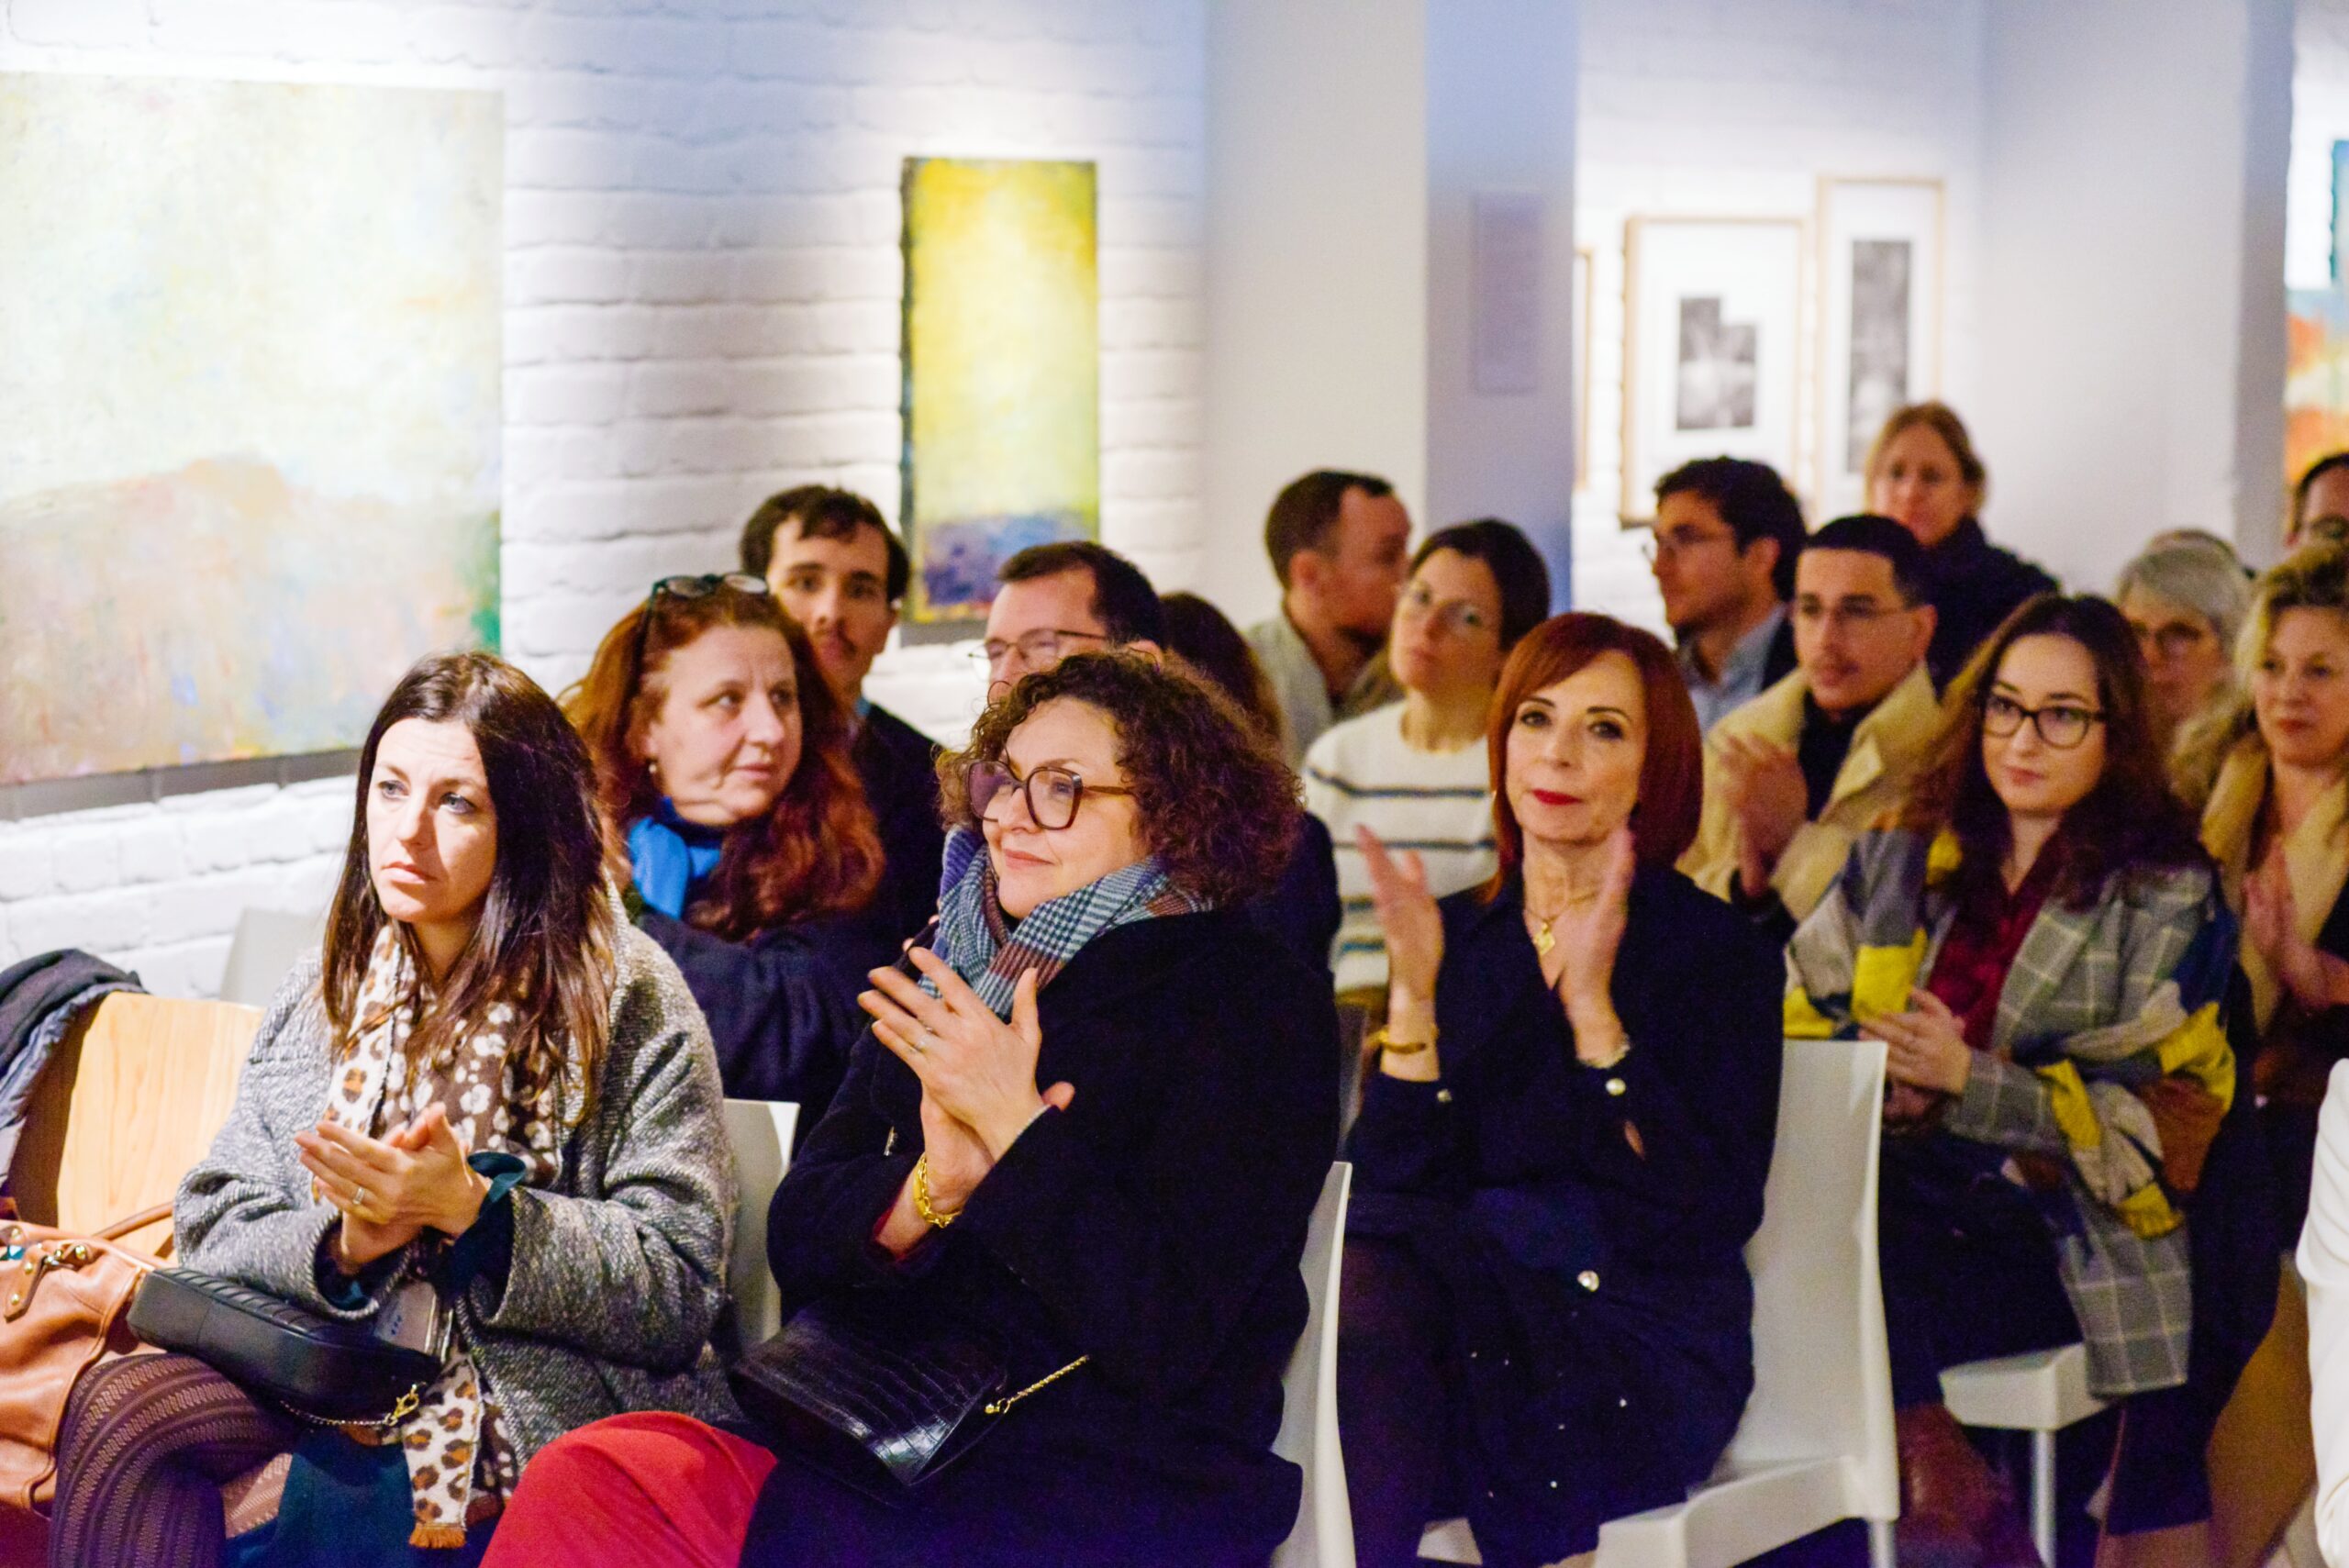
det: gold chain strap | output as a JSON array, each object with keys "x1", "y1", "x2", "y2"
[
  {"x1": 984, "y1": 1354, "x2": 1089, "y2": 1418},
  {"x1": 275, "y1": 1383, "x2": 425, "y2": 1431}
]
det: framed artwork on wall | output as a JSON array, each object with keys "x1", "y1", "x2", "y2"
[
  {"x1": 1620, "y1": 216, "x2": 1806, "y2": 521},
  {"x1": 900, "y1": 156, "x2": 1100, "y2": 637},
  {"x1": 1817, "y1": 176, "x2": 1944, "y2": 516},
  {"x1": 0, "y1": 72, "x2": 502, "y2": 787}
]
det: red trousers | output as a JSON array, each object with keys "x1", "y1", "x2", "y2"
[{"x1": 479, "y1": 1414, "x2": 774, "y2": 1568}]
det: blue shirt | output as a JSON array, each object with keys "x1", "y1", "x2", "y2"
[{"x1": 1679, "y1": 603, "x2": 1786, "y2": 735}]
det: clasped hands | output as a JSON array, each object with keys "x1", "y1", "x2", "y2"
[
  {"x1": 2246, "y1": 846, "x2": 2343, "y2": 1011},
  {"x1": 861, "y1": 949, "x2": 1074, "y2": 1224},
  {"x1": 1860, "y1": 987, "x2": 1972, "y2": 1121},
  {"x1": 295, "y1": 1104, "x2": 490, "y2": 1273},
  {"x1": 1718, "y1": 735, "x2": 1808, "y2": 898}
]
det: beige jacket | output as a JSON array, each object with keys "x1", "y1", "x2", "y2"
[
  {"x1": 1680, "y1": 662, "x2": 1941, "y2": 920},
  {"x1": 2200, "y1": 732, "x2": 2349, "y2": 1033}
]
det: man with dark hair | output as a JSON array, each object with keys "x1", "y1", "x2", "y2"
[
  {"x1": 739, "y1": 484, "x2": 941, "y2": 940},
  {"x1": 1650, "y1": 457, "x2": 1807, "y2": 733},
  {"x1": 982, "y1": 539, "x2": 1165, "y2": 698},
  {"x1": 2293, "y1": 451, "x2": 2349, "y2": 549},
  {"x1": 1246, "y1": 470, "x2": 1411, "y2": 764},
  {"x1": 1681, "y1": 515, "x2": 1941, "y2": 942}
]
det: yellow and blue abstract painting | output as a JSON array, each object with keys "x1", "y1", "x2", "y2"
[
  {"x1": 900, "y1": 157, "x2": 1099, "y2": 627},
  {"x1": 0, "y1": 73, "x2": 501, "y2": 784}
]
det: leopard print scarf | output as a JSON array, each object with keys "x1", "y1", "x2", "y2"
[{"x1": 322, "y1": 925, "x2": 564, "y2": 1548}]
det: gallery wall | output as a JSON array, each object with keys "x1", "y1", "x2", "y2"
[
  {"x1": 1566, "y1": 0, "x2": 1990, "y2": 634},
  {"x1": 0, "y1": 0, "x2": 1213, "y2": 996}
]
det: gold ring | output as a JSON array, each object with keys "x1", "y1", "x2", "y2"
[{"x1": 351, "y1": 1185, "x2": 371, "y2": 1211}]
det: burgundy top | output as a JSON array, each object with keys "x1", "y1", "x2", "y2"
[{"x1": 1924, "y1": 851, "x2": 2059, "y2": 1052}]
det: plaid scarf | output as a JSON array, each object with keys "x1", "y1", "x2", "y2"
[{"x1": 929, "y1": 826, "x2": 1208, "y2": 1018}]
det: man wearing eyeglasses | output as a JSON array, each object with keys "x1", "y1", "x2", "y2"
[
  {"x1": 1648, "y1": 458, "x2": 1807, "y2": 734},
  {"x1": 740, "y1": 484, "x2": 943, "y2": 940},
  {"x1": 1682, "y1": 515, "x2": 1942, "y2": 942},
  {"x1": 977, "y1": 539, "x2": 1165, "y2": 701}
]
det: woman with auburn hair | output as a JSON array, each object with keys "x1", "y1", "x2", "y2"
[
  {"x1": 1335, "y1": 613, "x2": 1782, "y2": 1568},
  {"x1": 47, "y1": 652, "x2": 734, "y2": 1568},
  {"x1": 481, "y1": 651, "x2": 1340, "y2": 1568},
  {"x1": 1787, "y1": 595, "x2": 2270, "y2": 1565},
  {"x1": 1865, "y1": 401, "x2": 2056, "y2": 686},
  {"x1": 565, "y1": 574, "x2": 889, "y2": 1120}
]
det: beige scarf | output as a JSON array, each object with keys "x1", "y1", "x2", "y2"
[
  {"x1": 2202, "y1": 734, "x2": 2349, "y2": 1032},
  {"x1": 321, "y1": 926, "x2": 563, "y2": 1548}
]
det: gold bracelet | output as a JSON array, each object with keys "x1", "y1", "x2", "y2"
[
  {"x1": 911, "y1": 1152, "x2": 960, "y2": 1228},
  {"x1": 1366, "y1": 1023, "x2": 1437, "y2": 1057}
]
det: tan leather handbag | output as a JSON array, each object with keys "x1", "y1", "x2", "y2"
[{"x1": 0, "y1": 1206, "x2": 166, "y2": 1512}]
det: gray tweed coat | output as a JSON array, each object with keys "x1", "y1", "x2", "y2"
[{"x1": 174, "y1": 924, "x2": 739, "y2": 1462}]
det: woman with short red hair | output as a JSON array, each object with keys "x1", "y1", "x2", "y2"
[{"x1": 1335, "y1": 613, "x2": 1783, "y2": 1568}]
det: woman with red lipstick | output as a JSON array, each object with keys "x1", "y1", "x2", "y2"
[
  {"x1": 1334, "y1": 614, "x2": 1784, "y2": 1568},
  {"x1": 1787, "y1": 595, "x2": 2270, "y2": 1565},
  {"x1": 565, "y1": 577, "x2": 888, "y2": 1126},
  {"x1": 1864, "y1": 402, "x2": 2056, "y2": 688}
]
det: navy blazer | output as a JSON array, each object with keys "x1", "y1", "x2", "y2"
[
  {"x1": 853, "y1": 700, "x2": 949, "y2": 945},
  {"x1": 1347, "y1": 865, "x2": 1782, "y2": 1396}
]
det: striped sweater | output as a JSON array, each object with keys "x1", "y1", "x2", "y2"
[{"x1": 1301, "y1": 704, "x2": 1497, "y2": 995}]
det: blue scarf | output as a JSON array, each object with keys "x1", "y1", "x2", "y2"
[
  {"x1": 928, "y1": 826, "x2": 1208, "y2": 1018},
  {"x1": 626, "y1": 800, "x2": 728, "y2": 919}
]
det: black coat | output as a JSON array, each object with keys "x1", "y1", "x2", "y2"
[
  {"x1": 637, "y1": 908, "x2": 894, "y2": 1140},
  {"x1": 1919, "y1": 517, "x2": 2059, "y2": 688},
  {"x1": 1343, "y1": 868, "x2": 1781, "y2": 1565},
  {"x1": 744, "y1": 910, "x2": 1343, "y2": 1567},
  {"x1": 853, "y1": 701, "x2": 949, "y2": 946},
  {"x1": 1245, "y1": 813, "x2": 1342, "y2": 981}
]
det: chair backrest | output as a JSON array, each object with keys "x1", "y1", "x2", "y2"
[
  {"x1": 720, "y1": 1098, "x2": 800, "y2": 1354},
  {"x1": 1272, "y1": 1161, "x2": 1355, "y2": 1568},
  {"x1": 218, "y1": 906, "x2": 325, "y2": 1008},
  {"x1": 1720, "y1": 1039, "x2": 1897, "y2": 1519},
  {"x1": 11, "y1": 994, "x2": 260, "y2": 1255}
]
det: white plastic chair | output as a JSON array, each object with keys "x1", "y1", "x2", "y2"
[
  {"x1": 217, "y1": 906, "x2": 324, "y2": 1006},
  {"x1": 1939, "y1": 1341, "x2": 2106, "y2": 1566},
  {"x1": 719, "y1": 1098, "x2": 800, "y2": 1354},
  {"x1": 1420, "y1": 1039, "x2": 1898, "y2": 1568},
  {"x1": 1273, "y1": 1162, "x2": 1356, "y2": 1568}
]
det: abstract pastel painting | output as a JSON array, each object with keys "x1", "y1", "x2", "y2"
[
  {"x1": 0, "y1": 73, "x2": 501, "y2": 785},
  {"x1": 900, "y1": 157, "x2": 1099, "y2": 628},
  {"x1": 2288, "y1": 286, "x2": 2349, "y2": 495}
]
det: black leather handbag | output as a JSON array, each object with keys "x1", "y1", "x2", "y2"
[
  {"x1": 127, "y1": 1267, "x2": 443, "y2": 1427},
  {"x1": 727, "y1": 1296, "x2": 1085, "y2": 1507}
]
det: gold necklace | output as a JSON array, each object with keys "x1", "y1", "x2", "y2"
[{"x1": 1526, "y1": 886, "x2": 1599, "y2": 955}]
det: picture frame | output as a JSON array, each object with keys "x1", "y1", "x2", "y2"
[
  {"x1": 1620, "y1": 216, "x2": 1806, "y2": 521},
  {"x1": 1816, "y1": 176, "x2": 1944, "y2": 516},
  {"x1": 1573, "y1": 244, "x2": 1593, "y2": 494}
]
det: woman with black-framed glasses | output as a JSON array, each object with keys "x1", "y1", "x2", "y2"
[
  {"x1": 562, "y1": 575, "x2": 892, "y2": 1129},
  {"x1": 484, "y1": 651, "x2": 1342, "y2": 1568},
  {"x1": 1787, "y1": 593, "x2": 2271, "y2": 1563}
]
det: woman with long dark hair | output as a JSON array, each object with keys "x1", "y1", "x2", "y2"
[
  {"x1": 1788, "y1": 595, "x2": 2269, "y2": 1564},
  {"x1": 565, "y1": 575, "x2": 890, "y2": 1117},
  {"x1": 47, "y1": 651, "x2": 734, "y2": 1568},
  {"x1": 1335, "y1": 613, "x2": 1783, "y2": 1568}
]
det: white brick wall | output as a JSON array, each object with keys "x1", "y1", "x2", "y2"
[
  {"x1": 0, "y1": 0, "x2": 1208, "y2": 995},
  {"x1": 1569, "y1": 0, "x2": 1987, "y2": 632}
]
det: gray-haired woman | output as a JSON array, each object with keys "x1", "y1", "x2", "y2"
[
  {"x1": 2118, "y1": 534, "x2": 2253, "y2": 808},
  {"x1": 47, "y1": 651, "x2": 735, "y2": 1568}
]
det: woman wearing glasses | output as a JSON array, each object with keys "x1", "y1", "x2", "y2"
[
  {"x1": 1787, "y1": 595, "x2": 2267, "y2": 1564},
  {"x1": 482, "y1": 652, "x2": 1341, "y2": 1568},
  {"x1": 2118, "y1": 536, "x2": 2253, "y2": 809},
  {"x1": 1303, "y1": 519, "x2": 1551, "y2": 1018},
  {"x1": 565, "y1": 574, "x2": 889, "y2": 1125}
]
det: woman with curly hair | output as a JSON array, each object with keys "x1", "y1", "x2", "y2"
[
  {"x1": 564, "y1": 574, "x2": 890, "y2": 1119},
  {"x1": 484, "y1": 651, "x2": 1342, "y2": 1568},
  {"x1": 1787, "y1": 595, "x2": 2271, "y2": 1565}
]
